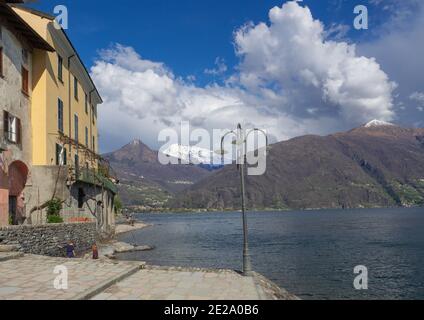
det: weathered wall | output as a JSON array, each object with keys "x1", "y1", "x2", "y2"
[
  {"x1": 0, "y1": 23, "x2": 33, "y2": 164},
  {"x1": 0, "y1": 222, "x2": 97, "y2": 257},
  {"x1": 26, "y1": 165, "x2": 115, "y2": 238},
  {"x1": 26, "y1": 165, "x2": 70, "y2": 225},
  {"x1": 0, "y1": 22, "x2": 33, "y2": 226},
  {"x1": 73, "y1": 184, "x2": 115, "y2": 237}
]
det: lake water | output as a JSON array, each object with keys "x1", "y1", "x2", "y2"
[{"x1": 116, "y1": 207, "x2": 424, "y2": 300}]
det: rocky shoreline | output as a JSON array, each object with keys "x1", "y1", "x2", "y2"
[
  {"x1": 80, "y1": 221, "x2": 153, "y2": 260},
  {"x1": 114, "y1": 222, "x2": 151, "y2": 235}
]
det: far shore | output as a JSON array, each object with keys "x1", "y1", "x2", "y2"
[{"x1": 122, "y1": 205, "x2": 422, "y2": 216}]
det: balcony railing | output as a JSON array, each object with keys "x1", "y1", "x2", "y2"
[{"x1": 75, "y1": 167, "x2": 118, "y2": 194}]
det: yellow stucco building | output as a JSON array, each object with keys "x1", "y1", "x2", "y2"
[
  {"x1": 12, "y1": 5, "x2": 102, "y2": 170},
  {"x1": 0, "y1": 4, "x2": 116, "y2": 234}
]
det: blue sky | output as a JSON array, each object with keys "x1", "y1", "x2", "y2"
[
  {"x1": 31, "y1": 0, "x2": 387, "y2": 84},
  {"x1": 29, "y1": 0, "x2": 424, "y2": 152}
]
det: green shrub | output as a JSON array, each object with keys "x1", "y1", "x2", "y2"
[
  {"x1": 46, "y1": 198, "x2": 63, "y2": 224},
  {"x1": 46, "y1": 198, "x2": 62, "y2": 216},
  {"x1": 47, "y1": 215, "x2": 64, "y2": 224}
]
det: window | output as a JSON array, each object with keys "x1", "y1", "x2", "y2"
[
  {"x1": 58, "y1": 54, "x2": 63, "y2": 82},
  {"x1": 55, "y1": 144, "x2": 67, "y2": 165},
  {"x1": 85, "y1": 93, "x2": 88, "y2": 114},
  {"x1": 0, "y1": 47, "x2": 3, "y2": 77},
  {"x1": 85, "y1": 127, "x2": 88, "y2": 147},
  {"x1": 3, "y1": 111, "x2": 21, "y2": 144},
  {"x1": 22, "y1": 49, "x2": 28, "y2": 65},
  {"x1": 58, "y1": 98, "x2": 64, "y2": 133},
  {"x1": 74, "y1": 114, "x2": 79, "y2": 142},
  {"x1": 92, "y1": 136, "x2": 96, "y2": 153},
  {"x1": 22, "y1": 66, "x2": 29, "y2": 95},
  {"x1": 74, "y1": 75, "x2": 78, "y2": 100},
  {"x1": 91, "y1": 104, "x2": 96, "y2": 125}
]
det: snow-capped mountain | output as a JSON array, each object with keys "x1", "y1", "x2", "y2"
[
  {"x1": 163, "y1": 144, "x2": 232, "y2": 167},
  {"x1": 172, "y1": 124, "x2": 424, "y2": 210},
  {"x1": 364, "y1": 119, "x2": 395, "y2": 128}
]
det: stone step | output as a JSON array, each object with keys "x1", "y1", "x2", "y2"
[
  {"x1": 0, "y1": 244, "x2": 20, "y2": 253},
  {"x1": 0, "y1": 252, "x2": 24, "y2": 262},
  {"x1": 71, "y1": 262, "x2": 145, "y2": 300}
]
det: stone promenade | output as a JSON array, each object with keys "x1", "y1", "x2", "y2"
[{"x1": 0, "y1": 253, "x2": 297, "y2": 300}]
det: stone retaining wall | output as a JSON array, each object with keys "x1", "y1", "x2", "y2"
[{"x1": 0, "y1": 222, "x2": 97, "y2": 257}]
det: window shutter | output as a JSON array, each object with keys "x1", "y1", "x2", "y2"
[
  {"x1": 74, "y1": 114, "x2": 79, "y2": 142},
  {"x1": 74, "y1": 76, "x2": 78, "y2": 99},
  {"x1": 22, "y1": 67, "x2": 25, "y2": 91},
  {"x1": 58, "y1": 55, "x2": 63, "y2": 81},
  {"x1": 22, "y1": 67, "x2": 29, "y2": 94},
  {"x1": 17, "y1": 118, "x2": 22, "y2": 145},
  {"x1": 3, "y1": 111, "x2": 8, "y2": 134},
  {"x1": 58, "y1": 99, "x2": 64, "y2": 133}
]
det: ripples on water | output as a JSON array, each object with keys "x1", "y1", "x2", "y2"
[{"x1": 116, "y1": 207, "x2": 424, "y2": 300}]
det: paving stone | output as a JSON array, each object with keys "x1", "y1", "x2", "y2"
[
  {"x1": 0, "y1": 254, "x2": 294, "y2": 300},
  {"x1": 0, "y1": 254, "x2": 139, "y2": 300},
  {"x1": 0, "y1": 287, "x2": 20, "y2": 295},
  {"x1": 91, "y1": 269, "x2": 263, "y2": 300}
]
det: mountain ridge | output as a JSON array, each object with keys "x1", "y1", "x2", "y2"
[
  {"x1": 103, "y1": 139, "x2": 213, "y2": 209},
  {"x1": 104, "y1": 123, "x2": 424, "y2": 211},
  {"x1": 170, "y1": 124, "x2": 424, "y2": 210}
]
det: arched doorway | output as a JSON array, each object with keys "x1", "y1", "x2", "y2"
[
  {"x1": 0, "y1": 164, "x2": 8, "y2": 226},
  {"x1": 8, "y1": 161, "x2": 28, "y2": 225}
]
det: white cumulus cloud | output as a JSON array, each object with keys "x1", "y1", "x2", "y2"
[
  {"x1": 92, "y1": 1, "x2": 396, "y2": 152},
  {"x1": 204, "y1": 57, "x2": 228, "y2": 76},
  {"x1": 233, "y1": 1, "x2": 395, "y2": 124},
  {"x1": 410, "y1": 92, "x2": 424, "y2": 105}
]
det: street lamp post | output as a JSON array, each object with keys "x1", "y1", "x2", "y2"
[{"x1": 221, "y1": 124, "x2": 267, "y2": 276}]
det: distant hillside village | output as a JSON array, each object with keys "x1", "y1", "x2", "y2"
[{"x1": 0, "y1": 1, "x2": 117, "y2": 236}]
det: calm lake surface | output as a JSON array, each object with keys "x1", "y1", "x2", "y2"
[{"x1": 116, "y1": 207, "x2": 424, "y2": 300}]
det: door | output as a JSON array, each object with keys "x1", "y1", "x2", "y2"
[
  {"x1": 75, "y1": 154, "x2": 79, "y2": 178},
  {"x1": 9, "y1": 196, "x2": 17, "y2": 225}
]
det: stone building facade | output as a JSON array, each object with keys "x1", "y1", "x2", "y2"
[
  {"x1": 0, "y1": 3, "x2": 53, "y2": 227},
  {"x1": 1, "y1": 3, "x2": 117, "y2": 237}
]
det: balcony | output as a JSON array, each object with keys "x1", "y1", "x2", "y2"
[{"x1": 75, "y1": 167, "x2": 118, "y2": 194}]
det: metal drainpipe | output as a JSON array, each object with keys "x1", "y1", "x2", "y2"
[{"x1": 67, "y1": 54, "x2": 75, "y2": 167}]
